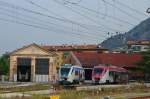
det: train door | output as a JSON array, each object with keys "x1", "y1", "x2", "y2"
[
  {"x1": 79, "y1": 69, "x2": 83, "y2": 80},
  {"x1": 74, "y1": 68, "x2": 80, "y2": 80},
  {"x1": 109, "y1": 71, "x2": 115, "y2": 83}
]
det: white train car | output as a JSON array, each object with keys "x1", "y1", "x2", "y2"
[{"x1": 59, "y1": 64, "x2": 85, "y2": 85}]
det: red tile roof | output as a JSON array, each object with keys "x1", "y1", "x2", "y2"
[
  {"x1": 73, "y1": 52, "x2": 142, "y2": 68},
  {"x1": 41, "y1": 44, "x2": 107, "y2": 51},
  {"x1": 42, "y1": 44, "x2": 97, "y2": 50}
]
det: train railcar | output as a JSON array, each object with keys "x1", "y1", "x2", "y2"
[
  {"x1": 92, "y1": 65, "x2": 128, "y2": 84},
  {"x1": 59, "y1": 64, "x2": 85, "y2": 85}
]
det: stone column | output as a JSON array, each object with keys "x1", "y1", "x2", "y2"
[
  {"x1": 9, "y1": 56, "x2": 13, "y2": 81},
  {"x1": 52, "y1": 57, "x2": 57, "y2": 82},
  {"x1": 9, "y1": 56, "x2": 17, "y2": 82},
  {"x1": 49, "y1": 57, "x2": 55, "y2": 82},
  {"x1": 49, "y1": 58, "x2": 52, "y2": 81},
  {"x1": 31, "y1": 57, "x2": 35, "y2": 82}
]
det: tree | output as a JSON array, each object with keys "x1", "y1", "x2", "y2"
[
  {"x1": 137, "y1": 46, "x2": 150, "y2": 75},
  {"x1": 0, "y1": 52, "x2": 9, "y2": 75}
]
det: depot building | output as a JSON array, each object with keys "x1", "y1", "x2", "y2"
[
  {"x1": 9, "y1": 43, "x2": 107, "y2": 82},
  {"x1": 9, "y1": 43, "x2": 58, "y2": 82}
]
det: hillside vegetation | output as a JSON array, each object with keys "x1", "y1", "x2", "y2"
[{"x1": 101, "y1": 17, "x2": 150, "y2": 49}]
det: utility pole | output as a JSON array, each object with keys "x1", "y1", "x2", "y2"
[{"x1": 147, "y1": 8, "x2": 150, "y2": 14}]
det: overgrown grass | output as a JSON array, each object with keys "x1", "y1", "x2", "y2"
[
  {"x1": 0, "y1": 83, "x2": 51, "y2": 93},
  {"x1": 0, "y1": 84, "x2": 150, "y2": 99}
]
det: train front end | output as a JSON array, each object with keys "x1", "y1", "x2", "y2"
[
  {"x1": 92, "y1": 66, "x2": 107, "y2": 84},
  {"x1": 59, "y1": 65, "x2": 72, "y2": 85}
]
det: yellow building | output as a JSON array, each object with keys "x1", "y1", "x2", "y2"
[{"x1": 9, "y1": 43, "x2": 58, "y2": 82}]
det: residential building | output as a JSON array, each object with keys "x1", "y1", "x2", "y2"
[{"x1": 127, "y1": 40, "x2": 150, "y2": 52}]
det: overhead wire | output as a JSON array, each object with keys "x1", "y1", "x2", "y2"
[
  {"x1": 67, "y1": 2, "x2": 125, "y2": 28},
  {"x1": 23, "y1": 0, "x2": 110, "y2": 36},
  {"x1": 114, "y1": 0, "x2": 148, "y2": 17},
  {"x1": 0, "y1": 6, "x2": 95, "y2": 35},
  {"x1": 0, "y1": 16, "x2": 101, "y2": 42},
  {"x1": 0, "y1": 6, "x2": 78, "y2": 31},
  {"x1": 24, "y1": 0, "x2": 66, "y2": 19},
  {"x1": 112, "y1": 0, "x2": 116, "y2": 21},
  {"x1": 97, "y1": 0, "x2": 100, "y2": 18},
  {"x1": 64, "y1": 0, "x2": 125, "y2": 28},
  {"x1": 3, "y1": 0, "x2": 143, "y2": 41},
  {"x1": 62, "y1": 0, "x2": 125, "y2": 30},
  {"x1": 102, "y1": 0, "x2": 108, "y2": 19},
  {"x1": 53, "y1": 0, "x2": 125, "y2": 32},
  {"x1": 63, "y1": 0, "x2": 83, "y2": 4},
  {"x1": 23, "y1": 0, "x2": 108, "y2": 34},
  {"x1": 0, "y1": 3, "x2": 106, "y2": 41},
  {"x1": 101, "y1": 0, "x2": 141, "y2": 21},
  {"x1": 0, "y1": 0, "x2": 108, "y2": 38},
  {"x1": 0, "y1": 0, "x2": 93, "y2": 31},
  {"x1": 64, "y1": 0, "x2": 135, "y2": 26},
  {"x1": 24, "y1": 0, "x2": 117, "y2": 35}
]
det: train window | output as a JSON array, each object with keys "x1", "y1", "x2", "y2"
[
  {"x1": 79, "y1": 71, "x2": 82, "y2": 78},
  {"x1": 94, "y1": 68, "x2": 103, "y2": 74},
  {"x1": 71, "y1": 68, "x2": 74, "y2": 74},
  {"x1": 60, "y1": 68, "x2": 70, "y2": 76},
  {"x1": 109, "y1": 71, "x2": 115, "y2": 76},
  {"x1": 75, "y1": 70, "x2": 79, "y2": 76}
]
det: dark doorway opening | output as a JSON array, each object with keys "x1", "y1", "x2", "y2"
[
  {"x1": 17, "y1": 58, "x2": 31, "y2": 82},
  {"x1": 84, "y1": 68, "x2": 92, "y2": 80},
  {"x1": 35, "y1": 58, "x2": 49, "y2": 82},
  {"x1": 35, "y1": 58, "x2": 49, "y2": 75}
]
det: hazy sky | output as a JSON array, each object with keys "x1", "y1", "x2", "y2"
[{"x1": 0, "y1": 0, "x2": 149, "y2": 55}]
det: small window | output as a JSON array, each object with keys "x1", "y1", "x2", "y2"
[
  {"x1": 71, "y1": 68, "x2": 74, "y2": 74},
  {"x1": 94, "y1": 68, "x2": 103, "y2": 74},
  {"x1": 109, "y1": 71, "x2": 114, "y2": 76},
  {"x1": 75, "y1": 70, "x2": 79, "y2": 76},
  {"x1": 79, "y1": 71, "x2": 82, "y2": 78},
  {"x1": 60, "y1": 68, "x2": 70, "y2": 76}
]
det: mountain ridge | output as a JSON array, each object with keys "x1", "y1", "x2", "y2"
[{"x1": 101, "y1": 17, "x2": 150, "y2": 49}]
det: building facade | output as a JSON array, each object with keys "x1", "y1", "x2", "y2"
[
  {"x1": 127, "y1": 40, "x2": 150, "y2": 52},
  {"x1": 9, "y1": 44, "x2": 57, "y2": 82},
  {"x1": 9, "y1": 43, "x2": 107, "y2": 82}
]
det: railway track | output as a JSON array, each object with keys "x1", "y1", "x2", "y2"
[{"x1": 52, "y1": 83, "x2": 150, "y2": 91}]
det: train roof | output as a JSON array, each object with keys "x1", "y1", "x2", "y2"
[{"x1": 60, "y1": 65, "x2": 83, "y2": 68}]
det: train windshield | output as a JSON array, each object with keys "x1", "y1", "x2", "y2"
[
  {"x1": 94, "y1": 68, "x2": 103, "y2": 74},
  {"x1": 60, "y1": 67, "x2": 71, "y2": 76}
]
